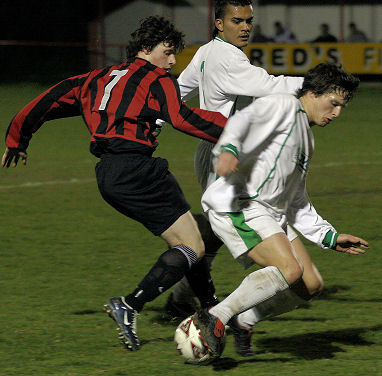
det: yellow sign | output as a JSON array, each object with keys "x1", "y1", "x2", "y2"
[{"x1": 174, "y1": 43, "x2": 382, "y2": 75}]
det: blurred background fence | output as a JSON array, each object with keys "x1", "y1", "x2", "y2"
[{"x1": 2, "y1": 0, "x2": 382, "y2": 83}]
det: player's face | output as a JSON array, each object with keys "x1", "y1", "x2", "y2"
[
  {"x1": 215, "y1": 5, "x2": 253, "y2": 48},
  {"x1": 306, "y1": 91, "x2": 347, "y2": 127},
  {"x1": 146, "y1": 42, "x2": 176, "y2": 72}
]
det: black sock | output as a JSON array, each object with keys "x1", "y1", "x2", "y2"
[
  {"x1": 290, "y1": 278, "x2": 314, "y2": 301},
  {"x1": 124, "y1": 245, "x2": 197, "y2": 312},
  {"x1": 185, "y1": 256, "x2": 219, "y2": 309}
]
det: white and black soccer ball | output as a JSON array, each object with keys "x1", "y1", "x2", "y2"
[{"x1": 174, "y1": 316, "x2": 211, "y2": 364}]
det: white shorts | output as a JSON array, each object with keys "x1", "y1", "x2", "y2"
[{"x1": 208, "y1": 204, "x2": 298, "y2": 269}]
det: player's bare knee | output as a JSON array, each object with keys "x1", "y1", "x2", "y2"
[
  {"x1": 192, "y1": 238, "x2": 205, "y2": 259},
  {"x1": 280, "y1": 262, "x2": 304, "y2": 286},
  {"x1": 309, "y1": 276, "x2": 324, "y2": 296},
  {"x1": 178, "y1": 234, "x2": 205, "y2": 258}
]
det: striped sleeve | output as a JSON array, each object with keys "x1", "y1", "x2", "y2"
[
  {"x1": 152, "y1": 74, "x2": 226, "y2": 143},
  {"x1": 5, "y1": 73, "x2": 89, "y2": 152}
]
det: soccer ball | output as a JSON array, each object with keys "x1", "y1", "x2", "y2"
[{"x1": 174, "y1": 316, "x2": 211, "y2": 364}]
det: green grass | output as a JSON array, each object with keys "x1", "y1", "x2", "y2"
[{"x1": 0, "y1": 83, "x2": 381, "y2": 376}]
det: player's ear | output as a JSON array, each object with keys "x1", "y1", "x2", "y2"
[
  {"x1": 310, "y1": 90, "x2": 320, "y2": 99},
  {"x1": 141, "y1": 47, "x2": 151, "y2": 56},
  {"x1": 215, "y1": 18, "x2": 224, "y2": 33}
]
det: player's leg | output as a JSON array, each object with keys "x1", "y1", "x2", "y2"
[
  {"x1": 194, "y1": 233, "x2": 298, "y2": 357},
  {"x1": 165, "y1": 212, "x2": 223, "y2": 318},
  {"x1": 98, "y1": 154, "x2": 214, "y2": 349},
  {"x1": 236, "y1": 236, "x2": 322, "y2": 328},
  {"x1": 232, "y1": 232, "x2": 324, "y2": 346},
  {"x1": 162, "y1": 212, "x2": 220, "y2": 309},
  {"x1": 105, "y1": 212, "x2": 203, "y2": 351},
  {"x1": 193, "y1": 209, "x2": 303, "y2": 357},
  {"x1": 208, "y1": 232, "x2": 303, "y2": 324},
  {"x1": 165, "y1": 140, "x2": 222, "y2": 317},
  {"x1": 292, "y1": 236, "x2": 323, "y2": 296}
]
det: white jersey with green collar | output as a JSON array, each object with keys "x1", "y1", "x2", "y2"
[
  {"x1": 178, "y1": 37, "x2": 304, "y2": 116},
  {"x1": 201, "y1": 93, "x2": 337, "y2": 249}
]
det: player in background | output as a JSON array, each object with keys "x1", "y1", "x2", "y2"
[
  {"x1": 192, "y1": 62, "x2": 368, "y2": 360},
  {"x1": 2, "y1": 16, "x2": 227, "y2": 351},
  {"x1": 164, "y1": 0, "x2": 304, "y2": 356}
]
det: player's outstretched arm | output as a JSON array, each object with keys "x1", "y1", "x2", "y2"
[
  {"x1": 335, "y1": 234, "x2": 369, "y2": 255},
  {"x1": 216, "y1": 151, "x2": 239, "y2": 177},
  {"x1": 1, "y1": 147, "x2": 27, "y2": 168}
]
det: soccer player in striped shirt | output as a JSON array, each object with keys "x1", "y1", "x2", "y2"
[
  {"x1": 192, "y1": 63, "x2": 369, "y2": 359},
  {"x1": 2, "y1": 16, "x2": 226, "y2": 351}
]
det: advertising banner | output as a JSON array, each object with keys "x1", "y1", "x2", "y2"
[{"x1": 173, "y1": 43, "x2": 382, "y2": 75}]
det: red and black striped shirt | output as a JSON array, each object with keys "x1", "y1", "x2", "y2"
[{"x1": 5, "y1": 57, "x2": 227, "y2": 156}]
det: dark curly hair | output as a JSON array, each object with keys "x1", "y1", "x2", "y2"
[
  {"x1": 126, "y1": 16, "x2": 185, "y2": 58},
  {"x1": 213, "y1": 0, "x2": 253, "y2": 38},
  {"x1": 296, "y1": 63, "x2": 359, "y2": 103}
]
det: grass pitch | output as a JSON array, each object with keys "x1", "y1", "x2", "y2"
[{"x1": 0, "y1": 83, "x2": 381, "y2": 376}]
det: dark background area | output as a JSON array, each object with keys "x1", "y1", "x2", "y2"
[
  {"x1": 0, "y1": 0, "x2": 129, "y2": 83},
  {"x1": 2, "y1": 0, "x2": 382, "y2": 83}
]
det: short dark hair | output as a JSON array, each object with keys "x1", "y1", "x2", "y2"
[
  {"x1": 296, "y1": 63, "x2": 359, "y2": 103},
  {"x1": 126, "y1": 16, "x2": 185, "y2": 58},
  {"x1": 213, "y1": 0, "x2": 253, "y2": 38}
]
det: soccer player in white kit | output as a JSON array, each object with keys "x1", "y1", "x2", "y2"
[
  {"x1": 165, "y1": 0, "x2": 304, "y2": 355},
  {"x1": 191, "y1": 63, "x2": 369, "y2": 360}
]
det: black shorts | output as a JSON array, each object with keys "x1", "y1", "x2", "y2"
[{"x1": 95, "y1": 153, "x2": 191, "y2": 236}]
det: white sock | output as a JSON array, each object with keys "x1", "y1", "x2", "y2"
[
  {"x1": 209, "y1": 266, "x2": 288, "y2": 325},
  {"x1": 237, "y1": 309, "x2": 257, "y2": 330},
  {"x1": 237, "y1": 282, "x2": 309, "y2": 329}
]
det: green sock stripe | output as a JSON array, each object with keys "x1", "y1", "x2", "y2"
[
  {"x1": 227, "y1": 212, "x2": 262, "y2": 250},
  {"x1": 276, "y1": 267, "x2": 290, "y2": 287}
]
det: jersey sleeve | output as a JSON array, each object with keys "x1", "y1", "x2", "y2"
[
  {"x1": 5, "y1": 73, "x2": 88, "y2": 152},
  {"x1": 225, "y1": 52, "x2": 304, "y2": 98},
  {"x1": 287, "y1": 180, "x2": 337, "y2": 249},
  {"x1": 152, "y1": 75, "x2": 226, "y2": 143},
  {"x1": 213, "y1": 96, "x2": 287, "y2": 158},
  {"x1": 177, "y1": 53, "x2": 200, "y2": 101}
]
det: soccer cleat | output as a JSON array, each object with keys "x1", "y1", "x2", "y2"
[
  {"x1": 164, "y1": 293, "x2": 197, "y2": 319},
  {"x1": 227, "y1": 316, "x2": 255, "y2": 357},
  {"x1": 192, "y1": 309, "x2": 225, "y2": 359},
  {"x1": 104, "y1": 296, "x2": 140, "y2": 351}
]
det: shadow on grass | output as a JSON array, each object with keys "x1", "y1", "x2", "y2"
[
  {"x1": 211, "y1": 324, "x2": 382, "y2": 371},
  {"x1": 316, "y1": 285, "x2": 382, "y2": 303},
  {"x1": 140, "y1": 336, "x2": 175, "y2": 346},
  {"x1": 73, "y1": 309, "x2": 101, "y2": 315},
  {"x1": 256, "y1": 324, "x2": 382, "y2": 360},
  {"x1": 211, "y1": 355, "x2": 294, "y2": 371}
]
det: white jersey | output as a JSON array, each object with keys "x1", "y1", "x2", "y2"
[
  {"x1": 178, "y1": 37, "x2": 304, "y2": 117},
  {"x1": 177, "y1": 37, "x2": 304, "y2": 192},
  {"x1": 201, "y1": 93, "x2": 336, "y2": 249}
]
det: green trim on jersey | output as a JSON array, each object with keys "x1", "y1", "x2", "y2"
[
  {"x1": 244, "y1": 108, "x2": 307, "y2": 201},
  {"x1": 200, "y1": 60, "x2": 206, "y2": 106},
  {"x1": 214, "y1": 36, "x2": 243, "y2": 50},
  {"x1": 215, "y1": 36, "x2": 226, "y2": 43},
  {"x1": 227, "y1": 212, "x2": 263, "y2": 250},
  {"x1": 221, "y1": 143, "x2": 239, "y2": 158},
  {"x1": 322, "y1": 230, "x2": 338, "y2": 249}
]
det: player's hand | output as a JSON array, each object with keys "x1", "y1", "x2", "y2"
[
  {"x1": 335, "y1": 234, "x2": 369, "y2": 255},
  {"x1": 1, "y1": 147, "x2": 27, "y2": 168},
  {"x1": 216, "y1": 151, "x2": 239, "y2": 177}
]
